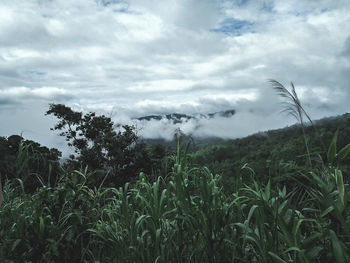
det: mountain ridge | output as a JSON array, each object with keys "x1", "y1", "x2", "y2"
[
  {"x1": 139, "y1": 112, "x2": 350, "y2": 151},
  {"x1": 136, "y1": 109, "x2": 236, "y2": 124}
]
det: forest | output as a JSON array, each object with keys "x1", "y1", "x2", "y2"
[{"x1": 1, "y1": 99, "x2": 350, "y2": 262}]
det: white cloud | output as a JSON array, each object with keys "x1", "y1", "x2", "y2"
[
  {"x1": 0, "y1": 87, "x2": 73, "y2": 106},
  {"x1": 0, "y1": 0, "x2": 349, "y2": 150}
]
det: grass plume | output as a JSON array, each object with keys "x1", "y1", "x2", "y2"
[{"x1": 269, "y1": 79, "x2": 313, "y2": 166}]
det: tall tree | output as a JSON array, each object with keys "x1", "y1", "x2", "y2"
[{"x1": 46, "y1": 104, "x2": 150, "y2": 186}]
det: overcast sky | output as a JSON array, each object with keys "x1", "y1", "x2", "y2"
[{"x1": 1, "y1": 0, "x2": 350, "y2": 150}]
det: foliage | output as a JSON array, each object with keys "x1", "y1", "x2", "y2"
[
  {"x1": 46, "y1": 103, "x2": 151, "y2": 186},
  {"x1": 1, "y1": 128, "x2": 350, "y2": 262},
  {"x1": 193, "y1": 113, "x2": 350, "y2": 193},
  {"x1": 1, "y1": 96, "x2": 350, "y2": 262},
  {"x1": 0, "y1": 135, "x2": 61, "y2": 193},
  {"x1": 0, "y1": 169, "x2": 111, "y2": 262},
  {"x1": 269, "y1": 80, "x2": 314, "y2": 166}
]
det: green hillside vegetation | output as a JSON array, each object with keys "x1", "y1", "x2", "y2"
[
  {"x1": 193, "y1": 113, "x2": 350, "y2": 193},
  {"x1": 1, "y1": 90, "x2": 350, "y2": 261}
]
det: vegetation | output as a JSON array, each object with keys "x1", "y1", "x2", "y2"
[
  {"x1": 1, "y1": 95, "x2": 350, "y2": 262},
  {"x1": 45, "y1": 104, "x2": 164, "y2": 187},
  {"x1": 0, "y1": 135, "x2": 61, "y2": 193},
  {"x1": 269, "y1": 80, "x2": 314, "y2": 166},
  {"x1": 193, "y1": 113, "x2": 350, "y2": 193}
]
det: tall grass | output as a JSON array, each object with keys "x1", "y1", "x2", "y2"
[
  {"x1": 0, "y1": 175, "x2": 3, "y2": 206},
  {"x1": 269, "y1": 80, "x2": 314, "y2": 167},
  {"x1": 1, "y1": 132, "x2": 350, "y2": 262}
]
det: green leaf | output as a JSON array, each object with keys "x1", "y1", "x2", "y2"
[
  {"x1": 336, "y1": 169, "x2": 345, "y2": 206},
  {"x1": 327, "y1": 130, "x2": 338, "y2": 164},
  {"x1": 247, "y1": 205, "x2": 258, "y2": 224},
  {"x1": 11, "y1": 239, "x2": 21, "y2": 251},
  {"x1": 39, "y1": 216, "x2": 45, "y2": 236},
  {"x1": 321, "y1": 206, "x2": 334, "y2": 217},
  {"x1": 265, "y1": 180, "x2": 271, "y2": 201},
  {"x1": 302, "y1": 232, "x2": 323, "y2": 249},
  {"x1": 268, "y1": 251, "x2": 288, "y2": 263},
  {"x1": 283, "y1": 246, "x2": 301, "y2": 253},
  {"x1": 306, "y1": 246, "x2": 323, "y2": 260},
  {"x1": 330, "y1": 230, "x2": 345, "y2": 263},
  {"x1": 336, "y1": 143, "x2": 350, "y2": 161}
]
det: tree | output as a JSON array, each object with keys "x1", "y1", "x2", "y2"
[
  {"x1": 46, "y1": 104, "x2": 150, "y2": 186},
  {"x1": 0, "y1": 135, "x2": 62, "y2": 193},
  {"x1": 148, "y1": 143, "x2": 167, "y2": 174}
]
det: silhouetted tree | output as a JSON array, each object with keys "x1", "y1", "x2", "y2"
[{"x1": 46, "y1": 103, "x2": 151, "y2": 186}]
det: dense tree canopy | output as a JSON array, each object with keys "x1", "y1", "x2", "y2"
[{"x1": 46, "y1": 103, "x2": 152, "y2": 186}]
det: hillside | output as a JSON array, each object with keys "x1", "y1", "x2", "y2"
[{"x1": 192, "y1": 113, "x2": 350, "y2": 192}]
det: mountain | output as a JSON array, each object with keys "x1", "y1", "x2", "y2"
[
  {"x1": 136, "y1": 109, "x2": 236, "y2": 124},
  {"x1": 137, "y1": 113, "x2": 193, "y2": 124}
]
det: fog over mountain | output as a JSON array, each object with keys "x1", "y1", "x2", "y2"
[
  {"x1": 130, "y1": 109, "x2": 236, "y2": 140},
  {"x1": 1, "y1": 0, "x2": 350, "y2": 151}
]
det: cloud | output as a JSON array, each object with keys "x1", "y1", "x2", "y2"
[
  {"x1": 0, "y1": 87, "x2": 74, "y2": 108},
  {"x1": 126, "y1": 95, "x2": 289, "y2": 141},
  {"x1": 341, "y1": 35, "x2": 350, "y2": 58},
  {"x1": 0, "y1": 98, "x2": 19, "y2": 108},
  {"x1": 0, "y1": 0, "x2": 349, "y2": 151}
]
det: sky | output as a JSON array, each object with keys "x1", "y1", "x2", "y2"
[{"x1": 1, "y1": 0, "x2": 350, "y2": 152}]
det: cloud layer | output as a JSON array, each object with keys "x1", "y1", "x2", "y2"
[{"x1": 1, "y1": 0, "x2": 350, "y2": 149}]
